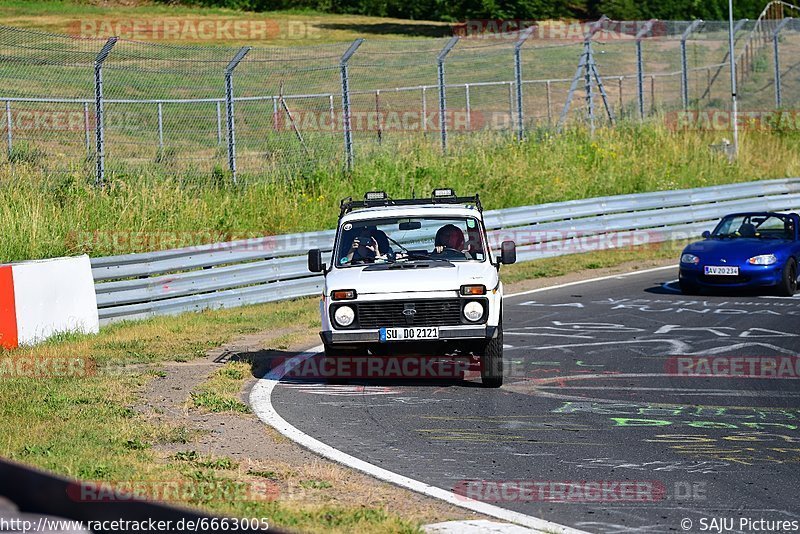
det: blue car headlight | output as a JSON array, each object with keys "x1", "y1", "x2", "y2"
[
  {"x1": 680, "y1": 253, "x2": 700, "y2": 265},
  {"x1": 747, "y1": 254, "x2": 778, "y2": 265}
]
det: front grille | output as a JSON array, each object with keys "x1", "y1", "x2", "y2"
[{"x1": 355, "y1": 299, "x2": 465, "y2": 328}]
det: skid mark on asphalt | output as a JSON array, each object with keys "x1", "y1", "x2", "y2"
[{"x1": 279, "y1": 383, "x2": 401, "y2": 396}]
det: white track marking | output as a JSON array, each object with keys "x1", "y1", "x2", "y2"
[
  {"x1": 423, "y1": 519, "x2": 539, "y2": 533},
  {"x1": 250, "y1": 346, "x2": 588, "y2": 534},
  {"x1": 506, "y1": 265, "x2": 677, "y2": 299}
]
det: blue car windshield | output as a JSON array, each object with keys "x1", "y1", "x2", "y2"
[{"x1": 712, "y1": 214, "x2": 795, "y2": 240}]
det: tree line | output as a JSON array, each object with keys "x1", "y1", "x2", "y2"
[{"x1": 175, "y1": 0, "x2": 770, "y2": 22}]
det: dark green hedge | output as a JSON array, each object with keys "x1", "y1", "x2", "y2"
[{"x1": 169, "y1": 0, "x2": 767, "y2": 22}]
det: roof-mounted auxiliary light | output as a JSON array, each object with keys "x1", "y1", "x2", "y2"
[
  {"x1": 432, "y1": 188, "x2": 456, "y2": 198},
  {"x1": 364, "y1": 191, "x2": 388, "y2": 201}
]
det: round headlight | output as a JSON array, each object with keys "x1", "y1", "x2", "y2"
[
  {"x1": 333, "y1": 305, "x2": 355, "y2": 327},
  {"x1": 748, "y1": 254, "x2": 778, "y2": 265},
  {"x1": 463, "y1": 301, "x2": 484, "y2": 322},
  {"x1": 680, "y1": 253, "x2": 700, "y2": 265}
]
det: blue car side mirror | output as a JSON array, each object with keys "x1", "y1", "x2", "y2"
[{"x1": 702, "y1": 230, "x2": 711, "y2": 239}]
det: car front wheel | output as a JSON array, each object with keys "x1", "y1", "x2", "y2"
[
  {"x1": 777, "y1": 258, "x2": 798, "y2": 297},
  {"x1": 480, "y1": 323, "x2": 504, "y2": 388}
]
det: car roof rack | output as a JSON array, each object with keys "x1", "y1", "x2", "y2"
[{"x1": 339, "y1": 190, "x2": 482, "y2": 217}]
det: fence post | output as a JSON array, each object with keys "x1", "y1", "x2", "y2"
[
  {"x1": 224, "y1": 46, "x2": 250, "y2": 184},
  {"x1": 681, "y1": 20, "x2": 704, "y2": 110},
  {"x1": 437, "y1": 36, "x2": 459, "y2": 153},
  {"x1": 546, "y1": 80, "x2": 552, "y2": 126},
  {"x1": 635, "y1": 20, "x2": 655, "y2": 121},
  {"x1": 94, "y1": 37, "x2": 117, "y2": 188},
  {"x1": 339, "y1": 38, "x2": 363, "y2": 171},
  {"x1": 514, "y1": 26, "x2": 534, "y2": 140},
  {"x1": 464, "y1": 84, "x2": 471, "y2": 131},
  {"x1": 83, "y1": 102, "x2": 91, "y2": 158},
  {"x1": 421, "y1": 86, "x2": 427, "y2": 132},
  {"x1": 157, "y1": 101, "x2": 164, "y2": 150},
  {"x1": 5, "y1": 101, "x2": 11, "y2": 160},
  {"x1": 772, "y1": 18, "x2": 791, "y2": 107},
  {"x1": 375, "y1": 90, "x2": 382, "y2": 144},
  {"x1": 215, "y1": 101, "x2": 222, "y2": 145}
]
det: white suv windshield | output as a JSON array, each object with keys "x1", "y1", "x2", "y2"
[{"x1": 335, "y1": 216, "x2": 486, "y2": 267}]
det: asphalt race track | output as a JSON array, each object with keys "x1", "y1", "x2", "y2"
[{"x1": 269, "y1": 267, "x2": 800, "y2": 533}]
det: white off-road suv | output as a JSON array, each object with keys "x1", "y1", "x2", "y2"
[{"x1": 307, "y1": 189, "x2": 516, "y2": 387}]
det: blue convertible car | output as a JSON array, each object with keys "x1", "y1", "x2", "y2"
[{"x1": 679, "y1": 212, "x2": 800, "y2": 296}]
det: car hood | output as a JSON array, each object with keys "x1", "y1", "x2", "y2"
[
  {"x1": 326, "y1": 261, "x2": 498, "y2": 295},
  {"x1": 683, "y1": 238, "x2": 792, "y2": 262}
]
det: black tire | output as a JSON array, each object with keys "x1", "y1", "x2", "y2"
[
  {"x1": 480, "y1": 323, "x2": 503, "y2": 388},
  {"x1": 777, "y1": 258, "x2": 798, "y2": 297},
  {"x1": 679, "y1": 280, "x2": 700, "y2": 295}
]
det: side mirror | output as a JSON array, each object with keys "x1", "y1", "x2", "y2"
[
  {"x1": 701, "y1": 230, "x2": 711, "y2": 239},
  {"x1": 308, "y1": 249, "x2": 325, "y2": 273},
  {"x1": 499, "y1": 240, "x2": 516, "y2": 265}
]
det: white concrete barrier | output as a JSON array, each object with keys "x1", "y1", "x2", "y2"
[{"x1": 0, "y1": 255, "x2": 99, "y2": 349}]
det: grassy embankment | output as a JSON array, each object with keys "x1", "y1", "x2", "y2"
[{"x1": 3, "y1": 122, "x2": 800, "y2": 263}]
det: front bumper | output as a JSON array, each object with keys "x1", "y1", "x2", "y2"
[
  {"x1": 321, "y1": 325, "x2": 498, "y2": 345},
  {"x1": 679, "y1": 263, "x2": 784, "y2": 288}
]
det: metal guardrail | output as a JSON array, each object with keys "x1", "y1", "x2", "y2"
[{"x1": 93, "y1": 178, "x2": 800, "y2": 323}]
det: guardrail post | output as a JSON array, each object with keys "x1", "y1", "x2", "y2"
[
  {"x1": 437, "y1": 36, "x2": 459, "y2": 153},
  {"x1": 681, "y1": 20, "x2": 704, "y2": 109},
  {"x1": 94, "y1": 37, "x2": 117, "y2": 187},
  {"x1": 5, "y1": 101, "x2": 11, "y2": 160},
  {"x1": 514, "y1": 26, "x2": 534, "y2": 140},
  {"x1": 339, "y1": 38, "x2": 363, "y2": 171},
  {"x1": 635, "y1": 20, "x2": 655, "y2": 121},
  {"x1": 224, "y1": 46, "x2": 250, "y2": 184},
  {"x1": 772, "y1": 18, "x2": 791, "y2": 107}
]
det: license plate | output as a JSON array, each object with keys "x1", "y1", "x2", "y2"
[
  {"x1": 704, "y1": 265, "x2": 739, "y2": 276},
  {"x1": 380, "y1": 327, "x2": 439, "y2": 342}
]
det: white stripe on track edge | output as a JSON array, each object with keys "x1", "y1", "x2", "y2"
[
  {"x1": 249, "y1": 347, "x2": 587, "y2": 534},
  {"x1": 249, "y1": 266, "x2": 676, "y2": 533}
]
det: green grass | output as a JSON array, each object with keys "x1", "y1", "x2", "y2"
[
  {"x1": 0, "y1": 0, "x2": 451, "y2": 45},
  {"x1": 2, "y1": 122, "x2": 800, "y2": 263},
  {"x1": 0, "y1": 298, "x2": 423, "y2": 533},
  {"x1": 191, "y1": 362, "x2": 252, "y2": 414}
]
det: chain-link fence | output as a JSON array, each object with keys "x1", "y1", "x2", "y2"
[{"x1": 0, "y1": 12, "x2": 799, "y2": 184}]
